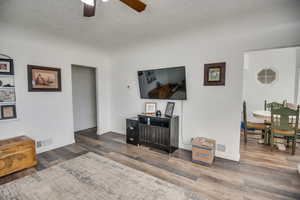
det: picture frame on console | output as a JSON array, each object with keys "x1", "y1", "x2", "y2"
[
  {"x1": 145, "y1": 102, "x2": 157, "y2": 114},
  {"x1": 165, "y1": 102, "x2": 175, "y2": 117}
]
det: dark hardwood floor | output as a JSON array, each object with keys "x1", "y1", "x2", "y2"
[{"x1": 1, "y1": 129, "x2": 300, "y2": 200}]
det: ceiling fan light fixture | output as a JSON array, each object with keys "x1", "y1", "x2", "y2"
[
  {"x1": 81, "y1": 0, "x2": 95, "y2": 6},
  {"x1": 102, "y1": 0, "x2": 109, "y2": 2}
]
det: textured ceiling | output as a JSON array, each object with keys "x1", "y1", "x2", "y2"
[{"x1": 0, "y1": 0, "x2": 300, "y2": 50}]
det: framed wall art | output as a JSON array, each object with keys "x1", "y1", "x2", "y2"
[
  {"x1": 204, "y1": 62, "x2": 226, "y2": 86},
  {"x1": 0, "y1": 59, "x2": 14, "y2": 75},
  {"x1": 28, "y1": 65, "x2": 62, "y2": 92},
  {"x1": 1, "y1": 105, "x2": 16, "y2": 120}
]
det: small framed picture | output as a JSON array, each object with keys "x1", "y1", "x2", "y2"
[
  {"x1": 1, "y1": 105, "x2": 16, "y2": 119},
  {"x1": 0, "y1": 90, "x2": 16, "y2": 102},
  {"x1": 204, "y1": 62, "x2": 226, "y2": 86},
  {"x1": 0, "y1": 76, "x2": 14, "y2": 87},
  {"x1": 0, "y1": 59, "x2": 14, "y2": 75},
  {"x1": 145, "y1": 102, "x2": 157, "y2": 114},
  {"x1": 165, "y1": 102, "x2": 175, "y2": 117},
  {"x1": 28, "y1": 65, "x2": 62, "y2": 92}
]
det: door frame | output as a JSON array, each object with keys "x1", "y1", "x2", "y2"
[{"x1": 71, "y1": 64, "x2": 99, "y2": 134}]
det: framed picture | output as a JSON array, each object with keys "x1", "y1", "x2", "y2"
[
  {"x1": 0, "y1": 59, "x2": 14, "y2": 75},
  {"x1": 0, "y1": 76, "x2": 14, "y2": 87},
  {"x1": 28, "y1": 65, "x2": 62, "y2": 92},
  {"x1": 204, "y1": 62, "x2": 226, "y2": 86},
  {"x1": 1, "y1": 105, "x2": 16, "y2": 119},
  {"x1": 0, "y1": 90, "x2": 16, "y2": 102},
  {"x1": 165, "y1": 102, "x2": 175, "y2": 117},
  {"x1": 145, "y1": 102, "x2": 157, "y2": 114}
]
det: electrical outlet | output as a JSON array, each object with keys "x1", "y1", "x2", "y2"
[
  {"x1": 36, "y1": 141, "x2": 42, "y2": 148},
  {"x1": 217, "y1": 144, "x2": 226, "y2": 152},
  {"x1": 36, "y1": 139, "x2": 52, "y2": 148}
]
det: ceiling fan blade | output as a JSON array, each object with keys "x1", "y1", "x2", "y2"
[
  {"x1": 83, "y1": 0, "x2": 96, "y2": 17},
  {"x1": 120, "y1": 0, "x2": 147, "y2": 12}
]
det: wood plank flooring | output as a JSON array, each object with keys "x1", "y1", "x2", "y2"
[{"x1": 1, "y1": 129, "x2": 300, "y2": 200}]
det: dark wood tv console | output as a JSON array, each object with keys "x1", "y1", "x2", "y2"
[{"x1": 126, "y1": 114, "x2": 179, "y2": 153}]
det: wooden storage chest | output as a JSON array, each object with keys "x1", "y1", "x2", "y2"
[{"x1": 0, "y1": 136, "x2": 37, "y2": 177}]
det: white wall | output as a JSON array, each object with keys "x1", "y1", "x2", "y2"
[
  {"x1": 244, "y1": 48, "x2": 297, "y2": 121},
  {"x1": 72, "y1": 66, "x2": 97, "y2": 132},
  {"x1": 297, "y1": 48, "x2": 300, "y2": 66},
  {"x1": 296, "y1": 48, "x2": 300, "y2": 103},
  {"x1": 109, "y1": 18, "x2": 300, "y2": 161},
  {"x1": 1, "y1": 4, "x2": 300, "y2": 161},
  {"x1": 0, "y1": 24, "x2": 111, "y2": 153}
]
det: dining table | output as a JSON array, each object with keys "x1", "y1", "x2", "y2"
[
  {"x1": 252, "y1": 110, "x2": 271, "y2": 145},
  {"x1": 252, "y1": 110, "x2": 271, "y2": 120}
]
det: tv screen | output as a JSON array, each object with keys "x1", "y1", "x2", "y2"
[{"x1": 138, "y1": 66, "x2": 187, "y2": 100}]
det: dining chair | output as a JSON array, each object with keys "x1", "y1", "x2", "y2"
[
  {"x1": 284, "y1": 102, "x2": 300, "y2": 144},
  {"x1": 243, "y1": 101, "x2": 267, "y2": 144},
  {"x1": 283, "y1": 100, "x2": 288, "y2": 107},
  {"x1": 286, "y1": 103, "x2": 298, "y2": 110},
  {"x1": 270, "y1": 106, "x2": 299, "y2": 155},
  {"x1": 280, "y1": 102, "x2": 300, "y2": 147},
  {"x1": 264, "y1": 100, "x2": 284, "y2": 111},
  {"x1": 264, "y1": 101, "x2": 283, "y2": 126}
]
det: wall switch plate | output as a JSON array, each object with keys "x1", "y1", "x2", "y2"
[{"x1": 217, "y1": 144, "x2": 226, "y2": 152}]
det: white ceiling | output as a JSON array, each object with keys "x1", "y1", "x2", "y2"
[{"x1": 1, "y1": 0, "x2": 300, "y2": 50}]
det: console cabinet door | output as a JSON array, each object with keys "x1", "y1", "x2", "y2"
[
  {"x1": 139, "y1": 124, "x2": 152, "y2": 144},
  {"x1": 152, "y1": 126, "x2": 170, "y2": 148},
  {"x1": 139, "y1": 124, "x2": 170, "y2": 151}
]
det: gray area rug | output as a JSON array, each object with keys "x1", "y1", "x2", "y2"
[{"x1": 0, "y1": 152, "x2": 205, "y2": 200}]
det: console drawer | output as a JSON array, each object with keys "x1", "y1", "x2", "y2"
[{"x1": 126, "y1": 118, "x2": 139, "y2": 145}]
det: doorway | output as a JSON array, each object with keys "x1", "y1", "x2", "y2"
[
  {"x1": 241, "y1": 46, "x2": 300, "y2": 156},
  {"x1": 71, "y1": 65, "x2": 97, "y2": 134}
]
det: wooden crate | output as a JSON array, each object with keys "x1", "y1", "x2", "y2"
[{"x1": 0, "y1": 136, "x2": 37, "y2": 177}]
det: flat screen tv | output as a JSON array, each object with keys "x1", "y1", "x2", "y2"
[{"x1": 138, "y1": 66, "x2": 187, "y2": 100}]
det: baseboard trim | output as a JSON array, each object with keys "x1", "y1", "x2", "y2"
[
  {"x1": 75, "y1": 127, "x2": 97, "y2": 134},
  {"x1": 36, "y1": 139, "x2": 75, "y2": 154}
]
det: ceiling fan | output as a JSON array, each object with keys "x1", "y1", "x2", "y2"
[{"x1": 81, "y1": 0, "x2": 147, "y2": 17}]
